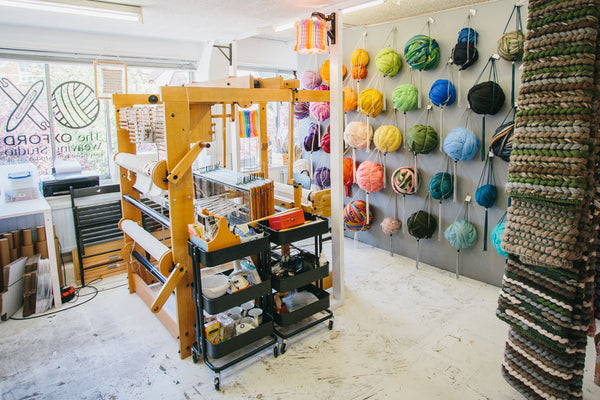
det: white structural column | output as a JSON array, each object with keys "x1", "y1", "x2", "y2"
[{"x1": 329, "y1": 11, "x2": 345, "y2": 303}]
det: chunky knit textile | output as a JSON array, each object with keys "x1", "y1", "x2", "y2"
[{"x1": 498, "y1": 1, "x2": 599, "y2": 398}]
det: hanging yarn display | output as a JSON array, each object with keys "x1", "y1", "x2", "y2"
[
  {"x1": 351, "y1": 65, "x2": 367, "y2": 81},
  {"x1": 314, "y1": 166, "x2": 331, "y2": 189},
  {"x1": 489, "y1": 121, "x2": 513, "y2": 162},
  {"x1": 343, "y1": 86, "x2": 358, "y2": 112},
  {"x1": 475, "y1": 154, "x2": 496, "y2": 251},
  {"x1": 443, "y1": 127, "x2": 480, "y2": 161},
  {"x1": 320, "y1": 132, "x2": 330, "y2": 154},
  {"x1": 452, "y1": 27, "x2": 479, "y2": 71},
  {"x1": 344, "y1": 200, "x2": 373, "y2": 232},
  {"x1": 391, "y1": 166, "x2": 420, "y2": 195},
  {"x1": 498, "y1": 30, "x2": 524, "y2": 62},
  {"x1": 429, "y1": 79, "x2": 456, "y2": 107},
  {"x1": 407, "y1": 124, "x2": 438, "y2": 154},
  {"x1": 294, "y1": 101, "x2": 310, "y2": 120},
  {"x1": 381, "y1": 217, "x2": 401, "y2": 235},
  {"x1": 343, "y1": 121, "x2": 373, "y2": 150},
  {"x1": 373, "y1": 125, "x2": 402, "y2": 153},
  {"x1": 375, "y1": 48, "x2": 402, "y2": 77},
  {"x1": 304, "y1": 124, "x2": 321, "y2": 152},
  {"x1": 407, "y1": 211, "x2": 437, "y2": 240},
  {"x1": 300, "y1": 70, "x2": 321, "y2": 89},
  {"x1": 357, "y1": 88, "x2": 384, "y2": 118},
  {"x1": 445, "y1": 220, "x2": 477, "y2": 250},
  {"x1": 429, "y1": 172, "x2": 453, "y2": 201},
  {"x1": 351, "y1": 48, "x2": 369, "y2": 81},
  {"x1": 343, "y1": 157, "x2": 357, "y2": 197},
  {"x1": 404, "y1": 34, "x2": 440, "y2": 71},
  {"x1": 458, "y1": 27, "x2": 478, "y2": 43},
  {"x1": 490, "y1": 220, "x2": 507, "y2": 257},
  {"x1": 320, "y1": 59, "x2": 348, "y2": 85},
  {"x1": 392, "y1": 84, "x2": 419, "y2": 112},
  {"x1": 309, "y1": 101, "x2": 330, "y2": 121},
  {"x1": 356, "y1": 161, "x2": 384, "y2": 194}
]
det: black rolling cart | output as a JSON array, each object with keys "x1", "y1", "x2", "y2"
[
  {"x1": 257, "y1": 212, "x2": 334, "y2": 354},
  {"x1": 188, "y1": 233, "x2": 278, "y2": 391}
]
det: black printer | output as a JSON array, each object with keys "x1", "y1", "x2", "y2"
[{"x1": 40, "y1": 171, "x2": 99, "y2": 197}]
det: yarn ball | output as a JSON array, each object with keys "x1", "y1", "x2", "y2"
[
  {"x1": 407, "y1": 125, "x2": 439, "y2": 154},
  {"x1": 315, "y1": 84, "x2": 329, "y2": 91},
  {"x1": 490, "y1": 221, "x2": 508, "y2": 257},
  {"x1": 320, "y1": 60, "x2": 348, "y2": 84},
  {"x1": 404, "y1": 34, "x2": 440, "y2": 71},
  {"x1": 343, "y1": 157, "x2": 356, "y2": 186},
  {"x1": 304, "y1": 129, "x2": 321, "y2": 152},
  {"x1": 428, "y1": 172, "x2": 453, "y2": 201},
  {"x1": 498, "y1": 30, "x2": 525, "y2": 62},
  {"x1": 444, "y1": 220, "x2": 477, "y2": 250},
  {"x1": 351, "y1": 48, "x2": 369, "y2": 67},
  {"x1": 392, "y1": 84, "x2": 419, "y2": 112},
  {"x1": 52, "y1": 81, "x2": 99, "y2": 128},
  {"x1": 356, "y1": 161, "x2": 384, "y2": 193},
  {"x1": 315, "y1": 167, "x2": 331, "y2": 188},
  {"x1": 451, "y1": 42, "x2": 479, "y2": 70},
  {"x1": 344, "y1": 121, "x2": 373, "y2": 150},
  {"x1": 357, "y1": 88, "x2": 384, "y2": 118},
  {"x1": 343, "y1": 86, "x2": 358, "y2": 112},
  {"x1": 310, "y1": 101, "x2": 330, "y2": 121},
  {"x1": 407, "y1": 210, "x2": 437, "y2": 240},
  {"x1": 320, "y1": 132, "x2": 331, "y2": 154},
  {"x1": 475, "y1": 184, "x2": 497, "y2": 208},
  {"x1": 300, "y1": 70, "x2": 321, "y2": 89},
  {"x1": 374, "y1": 125, "x2": 402, "y2": 153},
  {"x1": 381, "y1": 217, "x2": 402, "y2": 235},
  {"x1": 344, "y1": 200, "x2": 374, "y2": 231},
  {"x1": 351, "y1": 65, "x2": 367, "y2": 80},
  {"x1": 308, "y1": 122, "x2": 319, "y2": 136},
  {"x1": 458, "y1": 28, "x2": 478, "y2": 43},
  {"x1": 467, "y1": 81, "x2": 505, "y2": 115},
  {"x1": 294, "y1": 101, "x2": 310, "y2": 120},
  {"x1": 443, "y1": 127, "x2": 480, "y2": 161},
  {"x1": 375, "y1": 47, "x2": 402, "y2": 77},
  {"x1": 429, "y1": 79, "x2": 457, "y2": 107},
  {"x1": 391, "y1": 166, "x2": 420, "y2": 195},
  {"x1": 490, "y1": 121, "x2": 514, "y2": 162}
]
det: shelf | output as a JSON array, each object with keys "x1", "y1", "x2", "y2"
[
  {"x1": 272, "y1": 284, "x2": 330, "y2": 327},
  {"x1": 257, "y1": 212, "x2": 328, "y2": 245},
  {"x1": 272, "y1": 262, "x2": 329, "y2": 293},
  {"x1": 197, "y1": 278, "x2": 271, "y2": 315},
  {"x1": 189, "y1": 234, "x2": 270, "y2": 268},
  {"x1": 203, "y1": 315, "x2": 274, "y2": 359}
]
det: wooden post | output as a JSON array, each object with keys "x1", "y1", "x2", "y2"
[
  {"x1": 222, "y1": 102, "x2": 227, "y2": 168},
  {"x1": 259, "y1": 102, "x2": 268, "y2": 178},
  {"x1": 287, "y1": 91, "x2": 295, "y2": 184}
]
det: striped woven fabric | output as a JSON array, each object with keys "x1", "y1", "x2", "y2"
[{"x1": 498, "y1": 0, "x2": 599, "y2": 398}]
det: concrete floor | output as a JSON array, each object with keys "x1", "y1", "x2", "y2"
[{"x1": 1, "y1": 237, "x2": 599, "y2": 400}]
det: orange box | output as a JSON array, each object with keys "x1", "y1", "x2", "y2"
[{"x1": 268, "y1": 209, "x2": 305, "y2": 230}]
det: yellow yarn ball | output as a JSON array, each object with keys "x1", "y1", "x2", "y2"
[
  {"x1": 351, "y1": 48, "x2": 369, "y2": 67},
  {"x1": 374, "y1": 125, "x2": 402, "y2": 153},
  {"x1": 358, "y1": 88, "x2": 384, "y2": 118}
]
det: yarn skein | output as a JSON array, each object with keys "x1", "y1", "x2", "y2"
[
  {"x1": 498, "y1": 30, "x2": 525, "y2": 62},
  {"x1": 404, "y1": 35, "x2": 440, "y2": 70},
  {"x1": 351, "y1": 48, "x2": 369, "y2": 67},
  {"x1": 320, "y1": 60, "x2": 348, "y2": 85},
  {"x1": 445, "y1": 220, "x2": 477, "y2": 250},
  {"x1": 320, "y1": 132, "x2": 330, "y2": 154},
  {"x1": 392, "y1": 84, "x2": 419, "y2": 112},
  {"x1": 343, "y1": 157, "x2": 357, "y2": 196},
  {"x1": 429, "y1": 172, "x2": 453, "y2": 201},
  {"x1": 429, "y1": 79, "x2": 457, "y2": 107},
  {"x1": 294, "y1": 101, "x2": 310, "y2": 120},
  {"x1": 381, "y1": 217, "x2": 401, "y2": 235},
  {"x1": 375, "y1": 47, "x2": 402, "y2": 77},
  {"x1": 475, "y1": 184, "x2": 497, "y2": 209},
  {"x1": 356, "y1": 161, "x2": 384, "y2": 193},
  {"x1": 344, "y1": 200, "x2": 373, "y2": 231},
  {"x1": 451, "y1": 42, "x2": 479, "y2": 70},
  {"x1": 300, "y1": 70, "x2": 321, "y2": 89},
  {"x1": 407, "y1": 210, "x2": 437, "y2": 239},
  {"x1": 391, "y1": 166, "x2": 420, "y2": 195},
  {"x1": 374, "y1": 125, "x2": 402, "y2": 153},
  {"x1": 443, "y1": 127, "x2": 480, "y2": 161},
  {"x1": 344, "y1": 121, "x2": 373, "y2": 150},
  {"x1": 468, "y1": 81, "x2": 505, "y2": 115},
  {"x1": 351, "y1": 65, "x2": 367, "y2": 81},
  {"x1": 358, "y1": 88, "x2": 384, "y2": 118},
  {"x1": 489, "y1": 121, "x2": 514, "y2": 162},
  {"x1": 315, "y1": 167, "x2": 331, "y2": 189},
  {"x1": 407, "y1": 125, "x2": 439, "y2": 154},
  {"x1": 343, "y1": 86, "x2": 358, "y2": 112},
  {"x1": 309, "y1": 102, "x2": 330, "y2": 121},
  {"x1": 303, "y1": 125, "x2": 321, "y2": 152},
  {"x1": 458, "y1": 28, "x2": 478, "y2": 43},
  {"x1": 490, "y1": 221, "x2": 507, "y2": 257}
]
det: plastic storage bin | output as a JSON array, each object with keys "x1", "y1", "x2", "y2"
[{"x1": 0, "y1": 163, "x2": 40, "y2": 202}]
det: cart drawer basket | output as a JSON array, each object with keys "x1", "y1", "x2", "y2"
[
  {"x1": 273, "y1": 284, "x2": 330, "y2": 327},
  {"x1": 272, "y1": 262, "x2": 329, "y2": 292},
  {"x1": 204, "y1": 315, "x2": 274, "y2": 359}
]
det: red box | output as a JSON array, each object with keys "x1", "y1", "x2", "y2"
[{"x1": 268, "y1": 210, "x2": 305, "y2": 230}]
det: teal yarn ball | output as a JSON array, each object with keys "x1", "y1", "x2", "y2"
[
  {"x1": 490, "y1": 221, "x2": 508, "y2": 257},
  {"x1": 429, "y1": 172, "x2": 453, "y2": 200},
  {"x1": 407, "y1": 124, "x2": 439, "y2": 154},
  {"x1": 392, "y1": 84, "x2": 419, "y2": 112},
  {"x1": 443, "y1": 127, "x2": 480, "y2": 161},
  {"x1": 475, "y1": 184, "x2": 497, "y2": 208},
  {"x1": 404, "y1": 34, "x2": 440, "y2": 71},
  {"x1": 375, "y1": 47, "x2": 402, "y2": 77},
  {"x1": 444, "y1": 219, "x2": 477, "y2": 250}
]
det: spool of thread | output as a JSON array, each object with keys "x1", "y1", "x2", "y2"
[
  {"x1": 443, "y1": 127, "x2": 480, "y2": 161},
  {"x1": 407, "y1": 125, "x2": 439, "y2": 154},
  {"x1": 475, "y1": 184, "x2": 497, "y2": 208},
  {"x1": 294, "y1": 102, "x2": 310, "y2": 119},
  {"x1": 343, "y1": 121, "x2": 373, "y2": 150},
  {"x1": 404, "y1": 34, "x2": 440, "y2": 70},
  {"x1": 381, "y1": 217, "x2": 402, "y2": 235},
  {"x1": 391, "y1": 166, "x2": 420, "y2": 195},
  {"x1": 344, "y1": 200, "x2": 374, "y2": 231},
  {"x1": 429, "y1": 79, "x2": 457, "y2": 107},
  {"x1": 310, "y1": 102, "x2": 330, "y2": 121},
  {"x1": 428, "y1": 172, "x2": 453, "y2": 200},
  {"x1": 392, "y1": 84, "x2": 419, "y2": 112},
  {"x1": 375, "y1": 47, "x2": 402, "y2": 77},
  {"x1": 498, "y1": 30, "x2": 525, "y2": 62},
  {"x1": 343, "y1": 86, "x2": 358, "y2": 112},
  {"x1": 490, "y1": 221, "x2": 508, "y2": 257},
  {"x1": 468, "y1": 81, "x2": 505, "y2": 115},
  {"x1": 358, "y1": 88, "x2": 384, "y2": 118},
  {"x1": 300, "y1": 70, "x2": 322, "y2": 89},
  {"x1": 407, "y1": 210, "x2": 437, "y2": 239},
  {"x1": 356, "y1": 161, "x2": 385, "y2": 193},
  {"x1": 444, "y1": 219, "x2": 477, "y2": 250},
  {"x1": 374, "y1": 125, "x2": 402, "y2": 153},
  {"x1": 315, "y1": 167, "x2": 331, "y2": 189}
]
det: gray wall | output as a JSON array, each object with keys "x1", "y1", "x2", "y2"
[{"x1": 298, "y1": 0, "x2": 525, "y2": 286}]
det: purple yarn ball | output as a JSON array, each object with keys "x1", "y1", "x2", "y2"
[
  {"x1": 315, "y1": 167, "x2": 331, "y2": 188},
  {"x1": 301, "y1": 70, "x2": 321, "y2": 89}
]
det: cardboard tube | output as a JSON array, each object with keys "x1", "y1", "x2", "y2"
[
  {"x1": 10, "y1": 248, "x2": 18, "y2": 261},
  {"x1": 11, "y1": 231, "x2": 21, "y2": 248},
  {"x1": 22, "y1": 229, "x2": 33, "y2": 245},
  {"x1": 36, "y1": 226, "x2": 46, "y2": 242},
  {"x1": 21, "y1": 245, "x2": 34, "y2": 257},
  {"x1": 35, "y1": 241, "x2": 49, "y2": 259},
  {"x1": 3, "y1": 233, "x2": 13, "y2": 249},
  {"x1": 0, "y1": 238, "x2": 10, "y2": 267}
]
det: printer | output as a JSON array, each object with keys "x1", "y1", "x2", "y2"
[{"x1": 40, "y1": 170, "x2": 99, "y2": 197}]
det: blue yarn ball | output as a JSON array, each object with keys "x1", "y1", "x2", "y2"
[
  {"x1": 476, "y1": 184, "x2": 497, "y2": 208},
  {"x1": 443, "y1": 127, "x2": 480, "y2": 161},
  {"x1": 444, "y1": 219, "x2": 477, "y2": 250},
  {"x1": 429, "y1": 172, "x2": 453, "y2": 200},
  {"x1": 429, "y1": 79, "x2": 456, "y2": 107},
  {"x1": 458, "y1": 28, "x2": 478, "y2": 43},
  {"x1": 490, "y1": 221, "x2": 508, "y2": 257}
]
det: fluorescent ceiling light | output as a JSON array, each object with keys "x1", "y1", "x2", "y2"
[
  {"x1": 342, "y1": 0, "x2": 384, "y2": 14},
  {"x1": 274, "y1": 21, "x2": 295, "y2": 32},
  {"x1": 0, "y1": 0, "x2": 143, "y2": 22}
]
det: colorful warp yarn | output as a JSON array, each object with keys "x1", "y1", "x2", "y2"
[
  {"x1": 238, "y1": 109, "x2": 259, "y2": 138},
  {"x1": 497, "y1": 1, "x2": 600, "y2": 399}
]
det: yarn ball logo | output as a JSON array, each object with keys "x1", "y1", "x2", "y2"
[{"x1": 51, "y1": 81, "x2": 100, "y2": 129}]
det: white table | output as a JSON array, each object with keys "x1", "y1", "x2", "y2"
[{"x1": 0, "y1": 196, "x2": 62, "y2": 308}]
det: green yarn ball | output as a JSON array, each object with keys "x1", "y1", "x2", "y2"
[
  {"x1": 407, "y1": 210, "x2": 437, "y2": 240},
  {"x1": 392, "y1": 84, "x2": 419, "y2": 112},
  {"x1": 375, "y1": 47, "x2": 402, "y2": 77},
  {"x1": 404, "y1": 34, "x2": 440, "y2": 71},
  {"x1": 407, "y1": 124, "x2": 439, "y2": 154},
  {"x1": 498, "y1": 30, "x2": 525, "y2": 62},
  {"x1": 444, "y1": 219, "x2": 477, "y2": 250}
]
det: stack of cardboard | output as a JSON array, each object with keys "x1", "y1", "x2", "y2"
[{"x1": 22, "y1": 255, "x2": 40, "y2": 317}]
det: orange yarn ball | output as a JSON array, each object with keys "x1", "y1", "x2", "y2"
[
  {"x1": 320, "y1": 59, "x2": 348, "y2": 84},
  {"x1": 351, "y1": 65, "x2": 367, "y2": 80},
  {"x1": 343, "y1": 86, "x2": 357, "y2": 112}
]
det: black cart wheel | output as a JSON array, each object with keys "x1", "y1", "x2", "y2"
[
  {"x1": 273, "y1": 345, "x2": 279, "y2": 358},
  {"x1": 280, "y1": 341, "x2": 287, "y2": 354},
  {"x1": 328, "y1": 320, "x2": 334, "y2": 330},
  {"x1": 191, "y1": 351, "x2": 198, "y2": 364},
  {"x1": 214, "y1": 375, "x2": 220, "y2": 391}
]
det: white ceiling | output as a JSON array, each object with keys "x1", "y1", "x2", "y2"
[{"x1": 0, "y1": 0, "x2": 493, "y2": 44}]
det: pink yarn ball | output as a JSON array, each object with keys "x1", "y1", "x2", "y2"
[
  {"x1": 321, "y1": 133, "x2": 331, "y2": 153},
  {"x1": 381, "y1": 217, "x2": 401, "y2": 235},
  {"x1": 310, "y1": 102, "x2": 330, "y2": 121},
  {"x1": 315, "y1": 84, "x2": 330, "y2": 91},
  {"x1": 301, "y1": 70, "x2": 321, "y2": 89},
  {"x1": 294, "y1": 102, "x2": 310, "y2": 119},
  {"x1": 356, "y1": 161, "x2": 384, "y2": 193}
]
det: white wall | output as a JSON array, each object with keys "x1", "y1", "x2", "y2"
[{"x1": 236, "y1": 37, "x2": 297, "y2": 71}]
